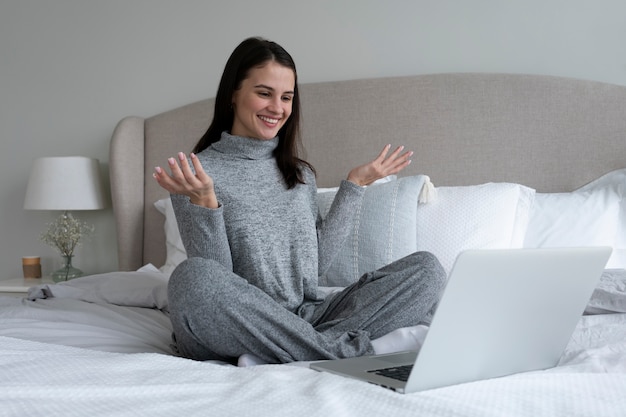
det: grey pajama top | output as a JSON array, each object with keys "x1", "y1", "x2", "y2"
[{"x1": 171, "y1": 132, "x2": 364, "y2": 313}]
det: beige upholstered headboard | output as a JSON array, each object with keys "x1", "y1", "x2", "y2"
[{"x1": 110, "y1": 73, "x2": 626, "y2": 271}]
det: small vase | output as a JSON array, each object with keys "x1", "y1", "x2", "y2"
[{"x1": 51, "y1": 255, "x2": 83, "y2": 283}]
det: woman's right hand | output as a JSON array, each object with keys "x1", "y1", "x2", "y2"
[{"x1": 153, "y1": 152, "x2": 219, "y2": 209}]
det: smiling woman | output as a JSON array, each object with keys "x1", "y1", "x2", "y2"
[{"x1": 151, "y1": 36, "x2": 442, "y2": 367}]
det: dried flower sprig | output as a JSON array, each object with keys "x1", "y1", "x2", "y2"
[{"x1": 40, "y1": 212, "x2": 94, "y2": 257}]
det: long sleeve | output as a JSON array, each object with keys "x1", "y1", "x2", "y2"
[
  {"x1": 316, "y1": 180, "x2": 365, "y2": 277},
  {"x1": 170, "y1": 193, "x2": 233, "y2": 271}
]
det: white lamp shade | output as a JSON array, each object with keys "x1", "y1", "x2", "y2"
[{"x1": 24, "y1": 156, "x2": 107, "y2": 210}]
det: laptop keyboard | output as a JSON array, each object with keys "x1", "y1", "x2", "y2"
[{"x1": 367, "y1": 365, "x2": 413, "y2": 382}]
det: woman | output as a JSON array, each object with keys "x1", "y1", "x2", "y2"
[{"x1": 154, "y1": 37, "x2": 446, "y2": 365}]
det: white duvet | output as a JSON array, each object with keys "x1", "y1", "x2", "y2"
[
  {"x1": 1, "y1": 267, "x2": 626, "y2": 416},
  {"x1": 1, "y1": 329, "x2": 626, "y2": 417}
]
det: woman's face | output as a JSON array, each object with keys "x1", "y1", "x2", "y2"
[{"x1": 231, "y1": 61, "x2": 295, "y2": 140}]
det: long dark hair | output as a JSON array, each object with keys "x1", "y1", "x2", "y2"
[{"x1": 193, "y1": 37, "x2": 314, "y2": 188}]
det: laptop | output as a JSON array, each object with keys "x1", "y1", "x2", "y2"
[{"x1": 310, "y1": 247, "x2": 612, "y2": 393}]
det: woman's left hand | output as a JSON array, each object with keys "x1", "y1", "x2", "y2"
[{"x1": 346, "y1": 144, "x2": 413, "y2": 186}]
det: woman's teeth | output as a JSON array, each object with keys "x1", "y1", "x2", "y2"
[{"x1": 259, "y1": 115, "x2": 279, "y2": 124}]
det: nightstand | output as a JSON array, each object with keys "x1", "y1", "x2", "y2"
[{"x1": 0, "y1": 277, "x2": 53, "y2": 298}]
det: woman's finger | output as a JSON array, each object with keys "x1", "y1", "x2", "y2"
[
  {"x1": 153, "y1": 165, "x2": 179, "y2": 193},
  {"x1": 380, "y1": 146, "x2": 407, "y2": 166},
  {"x1": 385, "y1": 145, "x2": 404, "y2": 161},
  {"x1": 375, "y1": 144, "x2": 392, "y2": 160},
  {"x1": 174, "y1": 152, "x2": 196, "y2": 185},
  {"x1": 167, "y1": 156, "x2": 185, "y2": 182},
  {"x1": 190, "y1": 153, "x2": 211, "y2": 183}
]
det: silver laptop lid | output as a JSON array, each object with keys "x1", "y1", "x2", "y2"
[{"x1": 405, "y1": 247, "x2": 612, "y2": 392}]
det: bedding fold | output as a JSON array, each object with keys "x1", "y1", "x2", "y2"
[{"x1": 26, "y1": 265, "x2": 169, "y2": 311}]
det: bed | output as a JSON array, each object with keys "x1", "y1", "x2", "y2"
[{"x1": 2, "y1": 73, "x2": 626, "y2": 416}]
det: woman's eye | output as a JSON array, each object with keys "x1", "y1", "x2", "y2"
[{"x1": 282, "y1": 96, "x2": 292, "y2": 102}]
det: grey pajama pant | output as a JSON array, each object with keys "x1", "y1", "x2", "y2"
[{"x1": 167, "y1": 251, "x2": 446, "y2": 364}]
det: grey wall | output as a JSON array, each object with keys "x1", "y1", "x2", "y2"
[{"x1": 1, "y1": 0, "x2": 625, "y2": 278}]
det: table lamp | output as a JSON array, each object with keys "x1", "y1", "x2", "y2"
[{"x1": 24, "y1": 156, "x2": 107, "y2": 282}]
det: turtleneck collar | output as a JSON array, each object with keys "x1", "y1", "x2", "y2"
[{"x1": 210, "y1": 131, "x2": 279, "y2": 160}]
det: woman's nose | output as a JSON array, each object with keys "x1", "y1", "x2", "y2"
[{"x1": 267, "y1": 97, "x2": 283, "y2": 113}]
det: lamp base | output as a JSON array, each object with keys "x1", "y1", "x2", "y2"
[{"x1": 51, "y1": 255, "x2": 83, "y2": 282}]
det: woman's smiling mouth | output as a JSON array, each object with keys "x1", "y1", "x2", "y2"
[{"x1": 259, "y1": 115, "x2": 280, "y2": 125}]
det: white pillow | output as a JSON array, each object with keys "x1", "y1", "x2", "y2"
[
  {"x1": 154, "y1": 198, "x2": 187, "y2": 276},
  {"x1": 317, "y1": 175, "x2": 426, "y2": 287},
  {"x1": 415, "y1": 183, "x2": 536, "y2": 274},
  {"x1": 523, "y1": 169, "x2": 626, "y2": 269},
  {"x1": 155, "y1": 179, "x2": 535, "y2": 283}
]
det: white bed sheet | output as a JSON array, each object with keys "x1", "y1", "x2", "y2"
[
  {"x1": 1, "y1": 316, "x2": 626, "y2": 417},
  {"x1": 1, "y1": 269, "x2": 626, "y2": 416},
  {"x1": 0, "y1": 296, "x2": 173, "y2": 354}
]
